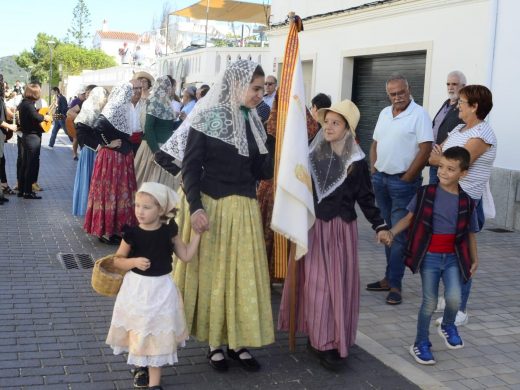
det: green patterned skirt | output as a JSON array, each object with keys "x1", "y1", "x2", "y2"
[{"x1": 173, "y1": 192, "x2": 274, "y2": 349}]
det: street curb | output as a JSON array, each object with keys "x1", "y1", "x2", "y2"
[{"x1": 356, "y1": 331, "x2": 449, "y2": 390}]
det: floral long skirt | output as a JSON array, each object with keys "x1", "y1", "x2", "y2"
[{"x1": 84, "y1": 148, "x2": 137, "y2": 237}]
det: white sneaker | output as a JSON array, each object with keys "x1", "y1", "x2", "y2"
[
  {"x1": 435, "y1": 310, "x2": 469, "y2": 326},
  {"x1": 435, "y1": 297, "x2": 446, "y2": 312}
]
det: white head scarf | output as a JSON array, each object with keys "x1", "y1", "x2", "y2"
[
  {"x1": 74, "y1": 87, "x2": 109, "y2": 127},
  {"x1": 160, "y1": 60, "x2": 267, "y2": 163},
  {"x1": 192, "y1": 60, "x2": 267, "y2": 156},
  {"x1": 101, "y1": 82, "x2": 133, "y2": 135},
  {"x1": 146, "y1": 76, "x2": 175, "y2": 120},
  {"x1": 309, "y1": 102, "x2": 365, "y2": 203},
  {"x1": 138, "y1": 182, "x2": 180, "y2": 220}
]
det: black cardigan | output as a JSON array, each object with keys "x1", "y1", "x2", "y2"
[
  {"x1": 314, "y1": 159, "x2": 387, "y2": 232},
  {"x1": 92, "y1": 114, "x2": 132, "y2": 155},
  {"x1": 182, "y1": 123, "x2": 274, "y2": 214},
  {"x1": 76, "y1": 122, "x2": 103, "y2": 150},
  {"x1": 433, "y1": 100, "x2": 465, "y2": 145},
  {"x1": 18, "y1": 99, "x2": 44, "y2": 135}
]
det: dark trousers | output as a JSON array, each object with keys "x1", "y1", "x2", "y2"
[
  {"x1": 19, "y1": 133, "x2": 41, "y2": 194},
  {"x1": 16, "y1": 137, "x2": 23, "y2": 185},
  {"x1": 0, "y1": 155, "x2": 7, "y2": 183}
]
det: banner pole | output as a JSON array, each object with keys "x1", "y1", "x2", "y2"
[{"x1": 289, "y1": 242, "x2": 297, "y2": 352}]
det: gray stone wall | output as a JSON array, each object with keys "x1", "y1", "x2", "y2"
[{"x1": 489, "y1": 167, "x2": 520, "y2": 231}]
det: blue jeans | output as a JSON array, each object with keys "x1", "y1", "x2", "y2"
[
  {"x1": 372, "y1": 171, "x2": 422, "y2": 289},
  {"x1": 459, "y1": 199, "x2": 484, "y2": 312},
  {"x1": 429, "y1": 170, "x2": 484, "y2": 312},
  {"x1": 416, "y1": 253, "x2": 461, "y2": 344},
  {"x1": 48, "y1": 119, "x2": 68, "y2": 147}
]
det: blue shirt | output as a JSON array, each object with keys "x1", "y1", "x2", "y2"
[{"x1": 407, "y1": 186, "x2": 479, "y2": 234}]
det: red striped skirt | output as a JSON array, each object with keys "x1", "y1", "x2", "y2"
[
  {"x1": 278, "y1": 217, "x2": 359, "y2": 358},
  {"x1": 84, "y1": 148, "x2": 137, "y2": 237}
]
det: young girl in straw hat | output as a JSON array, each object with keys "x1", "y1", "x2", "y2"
[
  {"x1": 106, "y1": 182, "x2": 201, "y2": 389},
  {"x1": 278, "y1": 100, "x2": 390, "y2": 371}
]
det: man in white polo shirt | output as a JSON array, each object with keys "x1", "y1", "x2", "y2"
[{"x1": 367, "y1": 74, "x2": 433, "y2": 305}]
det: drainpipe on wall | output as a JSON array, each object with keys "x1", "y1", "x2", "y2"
[{"x1": 487, "y1": 0, "x2": 499, "y2": 89}]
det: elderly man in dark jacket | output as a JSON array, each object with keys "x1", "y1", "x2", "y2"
[{"x1": 429, "y1": 71, "x2": 466, "y2": 184}]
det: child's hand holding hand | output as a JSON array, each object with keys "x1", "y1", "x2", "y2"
[
  {"x1": 133, "y1": 257, "x2": 151, "y2": 271},
  {"x1": 377, "y1": 230, "x2": 393, "y2": 246}
]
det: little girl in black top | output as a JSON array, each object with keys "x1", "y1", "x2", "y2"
[{"x1": 106, "y1": 182, "x2": 201, "y2": 390}]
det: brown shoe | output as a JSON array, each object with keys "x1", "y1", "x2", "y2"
[{"x1": 366, "y1": 278, "x2": 390, "y2": 291}]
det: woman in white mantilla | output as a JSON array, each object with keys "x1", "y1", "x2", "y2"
[{"x1": 174, "y1": 59, "x2": 275, "y2": 372}]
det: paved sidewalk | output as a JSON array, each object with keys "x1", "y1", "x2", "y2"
[{"x1": 1, "y1": 134, "x2": 519, "y2": 389}]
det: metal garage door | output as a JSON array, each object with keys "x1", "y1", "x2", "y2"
[{"x1": 351, "y1": 51, "x2": 427, "y2": 156}]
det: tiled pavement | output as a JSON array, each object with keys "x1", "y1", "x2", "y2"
[{"x1": 0, "y1": 133, "x2": 519, "y2": 389}]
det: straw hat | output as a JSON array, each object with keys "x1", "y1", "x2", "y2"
[
  {"x1": 317, "y1": 99, "x2": 360, "y2": 136},
  {"x1": 133, "y1": 71, "x2": 155, "y2": 84}
]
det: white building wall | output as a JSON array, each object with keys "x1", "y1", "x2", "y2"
[
  {"x1": 268, "y1": 0, "x2": 490, "y2": 118},
  {"x1": 488, "y1": 0, "x2": 520, "y2": 171}
]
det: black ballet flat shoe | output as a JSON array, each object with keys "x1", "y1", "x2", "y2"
[
  {"x1": 131, "y1": 367, "x2": 149, "y2": 388},
  {"x1": 23, "y1": 192, "x2": 42, "y2": 199},
  {"x1": 319, "y1": 349, "x2": 345, "y2": 372},
  {"x1": 207, "y1": 348, "x2": 228, "y2": 372},
  {"x1": 17, "y1": 191, "x2": 24, "y2": 197},
  {"x1": 0, "y1": 197, "x2": 8, "y2": 203},
  {"x1": 1, "y1": 186, "x2": 16, "y2": 195},
  {"x1": 148, "y1": 386, "x2": 163, "y2": 390},
  {"x1": 306, "y1": 339, "x2": 345, "y2": 371},
  {"x1": 227, "y1": 347, "x2": 261, "y2": 372},
  {"x1": 306, "y1": 338, "x2": 325, "y2": 358}
]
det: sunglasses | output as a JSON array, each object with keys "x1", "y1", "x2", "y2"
[{"x1": 265, "y1": 82, "x2": 275, "y2": 86}]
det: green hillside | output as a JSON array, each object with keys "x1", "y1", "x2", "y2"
[{"x1": 0, "y1": 56, "x2": 29, "y2": 85}]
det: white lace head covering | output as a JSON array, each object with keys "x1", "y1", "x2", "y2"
[
  {"x1": 160, "y1": 106, "x2": 197, "y2": 168},
  {"x1": 186, "y1": 59, "x2": 267, "y2": 157},
  {"x1": 74, "y1": 87, "x2": 109, "y2": 127},
  {"x1": 309, "y1": 99, "x2": 365, "y2": 203},
  {"x1": 101, "y1": 82, "x2": 133, "y2": 135},
  {"x1": 146, "y1": 76, "x2": 175, "y2": 120}
]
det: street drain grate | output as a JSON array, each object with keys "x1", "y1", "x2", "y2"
[{"x1": 57, "y1": 253, "x2": 95, "y2": 270}]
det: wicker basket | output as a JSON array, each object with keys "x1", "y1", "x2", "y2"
[{"x1": 91, "y1": 255, "x2": 127, "y2": 297}]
